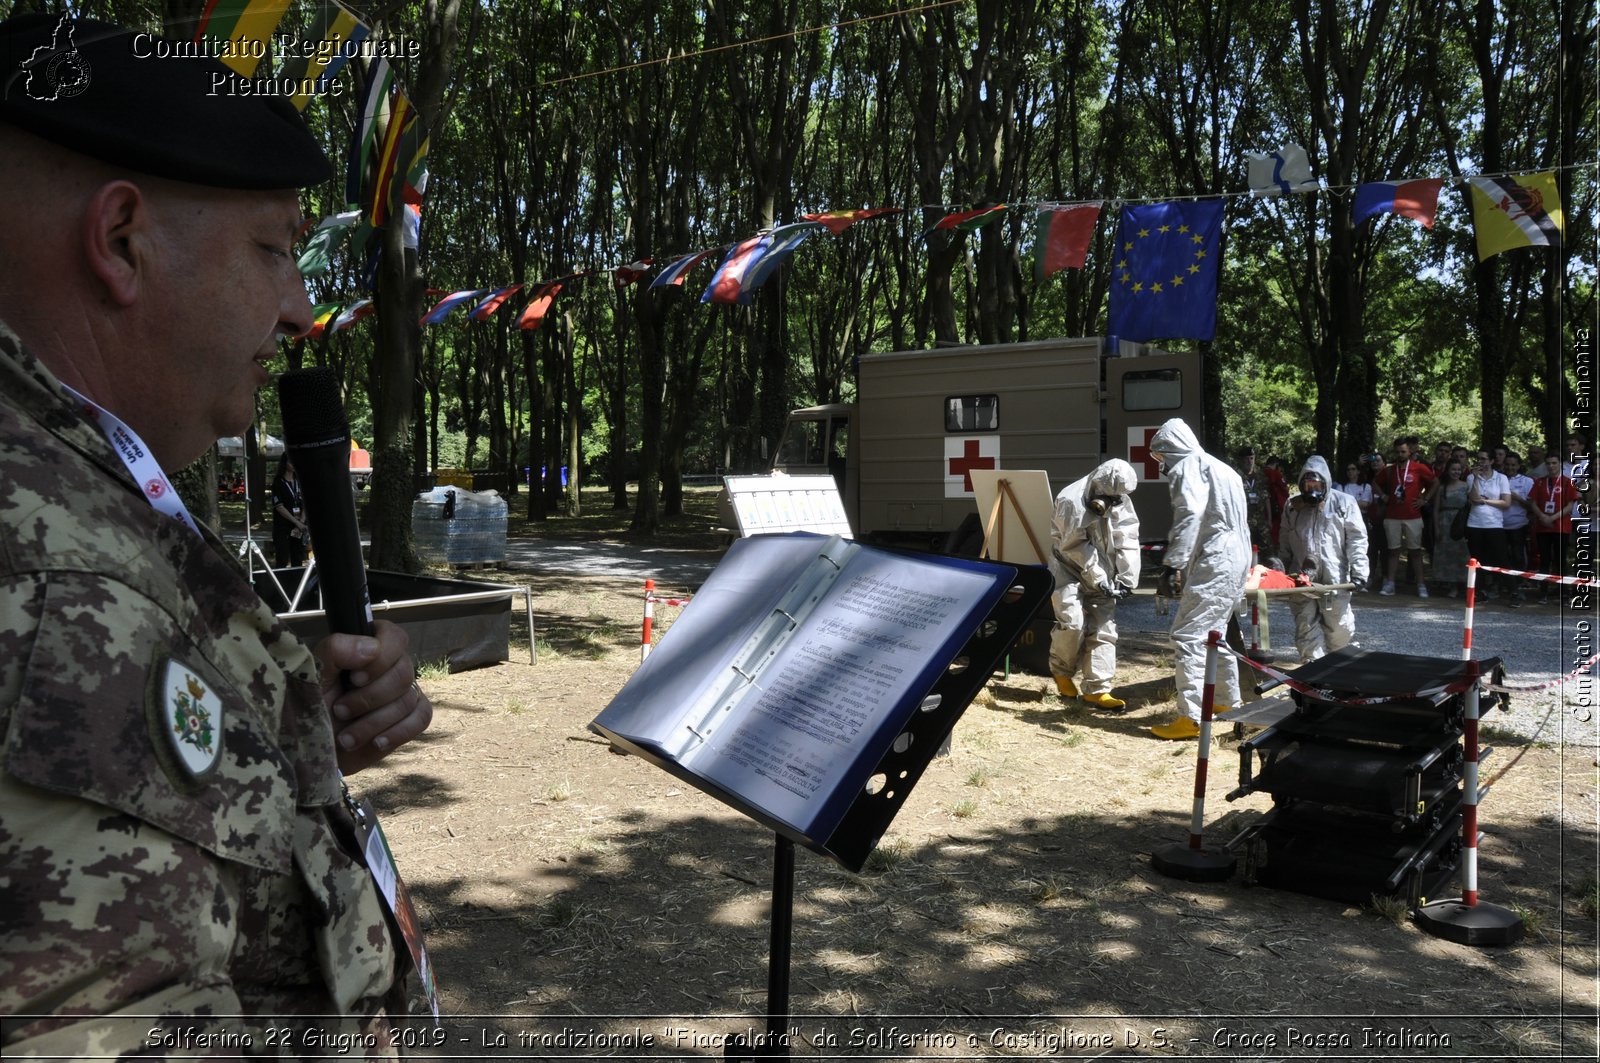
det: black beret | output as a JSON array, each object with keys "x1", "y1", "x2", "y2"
[{"x1": 0, "y1": 13, "x2": 331, "y2": 190}]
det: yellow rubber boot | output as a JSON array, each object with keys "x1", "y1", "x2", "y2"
[
  {"x1": 1149, "y1": 716, "x2": 1201, "y2": 740},
  {"x1": 1053, "y1": 675, "x2": 1079, "y2": 698},
  {"x1": 1081, "y1": 692, "x2": 1126, "y2": 711}
]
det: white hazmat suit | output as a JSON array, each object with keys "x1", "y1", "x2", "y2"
[
  {"x1": 1149, "y1": 418, "x2": 1252, "y2": 728},
  {"x1": 1048, "y1": 459, "x2": 1141, "y2": 706},
  {"x1": 1279, "y1": 455, "x2": 1369, "y2": 662}
]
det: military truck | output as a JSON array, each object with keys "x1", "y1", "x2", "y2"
[{"x1": 770, "y1": 337, "x2": 1205, "y2": 551}]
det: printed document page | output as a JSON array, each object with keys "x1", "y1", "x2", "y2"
[{"x1": 683, "y1": 547, "x2": 997, "y2": 834}]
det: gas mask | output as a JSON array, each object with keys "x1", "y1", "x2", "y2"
[
  {"x1": 1300, "y1": 477, "x2": 1327, "y2": 503},
  {"x1": 1087, "y1": 494, "x2": 1123, "y2": 515}
]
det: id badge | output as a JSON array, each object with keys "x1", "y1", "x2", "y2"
[
  {"x1": 349, "y1": 794, "x2": 442, "y2": 1021},
  {"x1": 1546, "y1": 499, "x2": 1557, "y2": 514}
]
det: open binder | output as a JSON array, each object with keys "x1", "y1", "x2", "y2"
[{"x1": 590, "y1": 533, "x2": 1053, "y2": 872}]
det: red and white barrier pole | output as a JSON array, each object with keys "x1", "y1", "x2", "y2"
[
  {"x1": 1416, "y1": 625, "x2": 1523, "y2": 944},
  {"x1": 1188, "y1": 629, "x2": 1222, "y2": 849},
  {"x1": 1152, "y1": 630, "x2": 1237, "y2": 881},
  {"x1": 1461, "y1": 558, "x2": 1477, "y2": 661},
  {"x1": 1460, "y1": 656, "x2": 1482, "y2": 907},
  {"x1": 641, "y1": 578, "x2": 656, "y2": 662}
]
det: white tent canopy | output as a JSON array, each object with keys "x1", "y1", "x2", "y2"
[{"x1": 216, "y1": 434, "x2": 285, "y2": 459}]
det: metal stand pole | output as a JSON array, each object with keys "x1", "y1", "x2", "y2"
[{"x1": 726, "y1": 834, "x2": 794, "y2": 1059}]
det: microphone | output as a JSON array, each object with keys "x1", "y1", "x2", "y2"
[{"x1": 277, "y1": 367, "x2": 374, "y2": 638}]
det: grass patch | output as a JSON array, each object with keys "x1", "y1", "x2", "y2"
[
  {"x1": 1511, "y1": 903, "x2": 1547, "y2": 938},
  {"x1": 965, "y1": 766, "x2": 995, "y2": 788},
  {"x1": 1055, "y1": 729, "x2": 1085, "y2": 748},
  {"x1": 1031, "y1": 878, "x2": 1063, "y2": 904},
  {"x1": 1576, "y1": 875, "x2": 1600, "y2": 921},
  {"x1": 1367, "y1": 893, "x2": 1411, "y2": 927},
  {"x1": 536, "y1": 896, "x2": 581, "y2": 930},
  {"x1": 864, "y1": 840, "x2": 910, "y2": 874},
  {"x1": 417, "y1": 660, "x2": 451, "y2": 681},
  {"x1": 546, "y1": 780, "x2": 574, "y2": 802},
  {"x1": 950, "y1": 798, "x2": 979, "y2": 819}
]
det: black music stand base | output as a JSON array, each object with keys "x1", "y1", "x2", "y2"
[
  {"x1": 1415, "y1": 899, "x2": 1525, "y2": 946},
  {"x1": 725, "y1": 834, "x2": 794, "y2": 1060},
  {"x1": 1152, "y1": 843, "x2": 1236, "y2": 882}
]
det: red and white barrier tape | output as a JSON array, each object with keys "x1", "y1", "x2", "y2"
[
  {"x1": 1471, "y1": 566, "x2": 1594, "y2": 586},
  {"x1": 645, "y1": 594, "x2": 694, "y2": 607},
  {"x1": 1486, "y1": 651, "x2": 1600, "y2": 693}
]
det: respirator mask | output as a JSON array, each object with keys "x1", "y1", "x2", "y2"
[
  {"x1": 1087, "y1": 494, "x2": 1123, "y2": 516},
  {"x1": 1300, "y1": 477, "x2": 1327, "y2": 503}
]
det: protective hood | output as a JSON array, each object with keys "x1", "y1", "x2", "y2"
[
  {"x1": 1149, "y1": 418, "x2": 1202, "y2": 465},
  {"x1": 1088, "y1": 458, "x2": 1138, "y2": 498},
  {"x1": 1297, "y1": 455, "x2": 1333, "y2": 492}
]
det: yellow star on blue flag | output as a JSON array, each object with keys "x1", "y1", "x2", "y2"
[{"x1": 1107, "y1": 200, "x2": 1224, "y2": 342}]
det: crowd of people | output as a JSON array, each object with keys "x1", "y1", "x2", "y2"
[{"x1": 1237, "y1": 433, "x2": 1591, "y2": 608}]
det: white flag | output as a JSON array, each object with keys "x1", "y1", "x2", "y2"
[{"x1": 1247, "y1": 144, "x2": 1319, "y2": 196}]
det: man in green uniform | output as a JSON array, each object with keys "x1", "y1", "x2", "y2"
[{"x1": 0, "y1": 13, "x2": 434, "y2": 1053}]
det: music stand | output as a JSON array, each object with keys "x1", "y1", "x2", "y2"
[{"x1": 591, "y1": 536, "x2": 1053, "y2": 1059}]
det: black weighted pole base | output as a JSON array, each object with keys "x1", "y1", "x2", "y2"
[
  {"x1": 1414, "y1": 898, "x2": 1525, "y2": 946},
  {"x1": 1151, "y1": 843, "x2": 1236, "y2": 882}
]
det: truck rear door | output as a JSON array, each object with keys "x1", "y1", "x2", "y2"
[{"x1": 1104, "y1": 352, "x2": 1203, "y2": 545}]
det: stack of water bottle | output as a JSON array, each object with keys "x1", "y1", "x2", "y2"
[{"x1": 411, "y1": 486, "x2": 508, "y2": 565}]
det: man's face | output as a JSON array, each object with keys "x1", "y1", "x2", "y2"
[
  {"x1": 139, "y1": 187, "x2": 312, "y2": 465},
  {"x1": 1395, "y1": 442, "x2": 1412, "y2": 462},
  {"x1": 1505, "y1": 456, "x2": 1521, "y2": 476},
  {"x1": 1548, "y1": 456, "x2": 1563, "y2": 476}
]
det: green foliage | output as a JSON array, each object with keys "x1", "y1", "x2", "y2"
[{"x1": 66, "y1": 0, "x2": 1589, "y2": 516}]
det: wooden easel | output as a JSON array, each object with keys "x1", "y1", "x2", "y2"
[{"x1": 979, "y1": 476, "x2": 1050, "y2": 565}]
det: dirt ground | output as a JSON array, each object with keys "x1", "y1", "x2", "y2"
[{"x1": 351, "y1": 504, "x2": 1598, "y2": 1061}]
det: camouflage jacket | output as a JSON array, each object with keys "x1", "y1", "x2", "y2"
[{"x1": 0, "y1": 323, "x2": 405, "y2": 1056}]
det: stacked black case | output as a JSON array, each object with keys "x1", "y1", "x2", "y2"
[{"x1": 1230, "y1": 648, "x2": 1495, "y2": 908}]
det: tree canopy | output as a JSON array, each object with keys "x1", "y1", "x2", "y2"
[{"x1": 15, "y1": 0, "x2": 1594, "y2": 555}]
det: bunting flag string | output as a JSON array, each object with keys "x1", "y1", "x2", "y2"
[
  {"x1": 517, "y1": 282, "x2": 565, "y2": 330},
  {"x1": 470, "y1": 284, "x2": 525, "y2": 320},
  {"x1": 192, "y1": 0, "x2": 294, "y2": 76},
  {"x1": 1034, "y1": 203, "x2": 1101, "y2": 281},
  {"x1": 921, "y1": 204, "x2": 1007, "y2": 238},
  {"x1": 612, "y1": 259, "x2": 655, "y2": 288},
  {"x1": 1352, "y1": 178, "x2": 1444, "y2": 229},
  {"x1": 648, "y1": 249, "x2": 720, "y2": 290},
  {"x1": 800, "y1": 207, "x2": 903, "y2": 234},
  {"x1": 300, "y1": 112, "x2": 1583, "y2": 342},
  {"x1": 421, "y1": 288, "x2": 490, "y2": 325},
  {"x1": 1467, "y1": 172, "x2": 1565, "y2": 261},
  {"x1": 279, "y1": 0, "x2": 371, "y2": 111}
]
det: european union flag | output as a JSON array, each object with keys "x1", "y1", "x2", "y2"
[{"x1": 1107, "y1": 200, "x2": 1224, "y2": 342}]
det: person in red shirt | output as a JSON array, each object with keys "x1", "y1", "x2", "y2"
[
  {"x1": 1528, "y1": 453, "x2": 1579, "y2": 604},
  {"x1": 1376, "y1": 437, "x2": 1438, "y2": 596}
]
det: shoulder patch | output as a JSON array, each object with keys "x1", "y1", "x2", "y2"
[{"x1": 153, "y1": 657, "x2": 224, "y2": 781}]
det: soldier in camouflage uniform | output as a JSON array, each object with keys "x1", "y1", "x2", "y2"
[{"x1": 0, "y1": 14, "x2": 433, "y2": 1055}]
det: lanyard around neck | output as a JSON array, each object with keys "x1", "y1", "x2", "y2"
[{"x1": 62, "y1": 384, "x2": 201, "y2": 536}]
